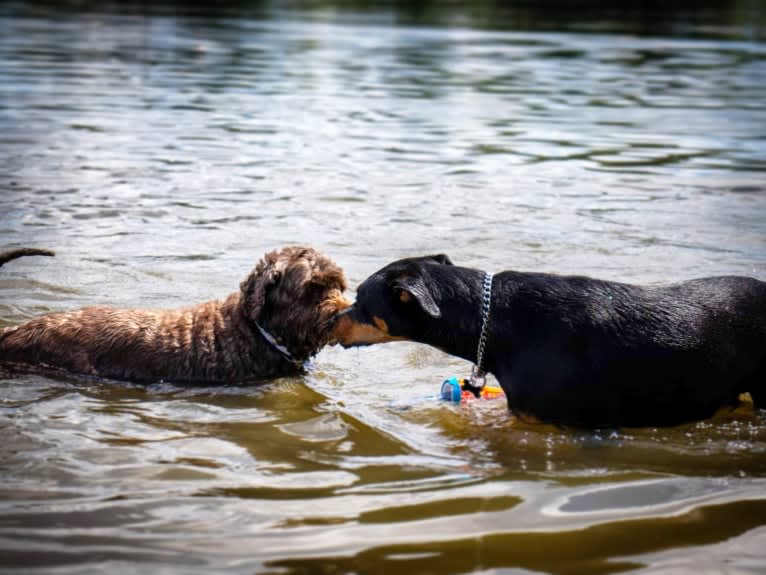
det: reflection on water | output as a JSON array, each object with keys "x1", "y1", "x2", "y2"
[{"x1": 1, "y1": 2, "x2": 766, "y2": 574}]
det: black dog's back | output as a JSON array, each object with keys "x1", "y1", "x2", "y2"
[{"x1": 492, "y1": 273, "x2": 766, "y2": 426}]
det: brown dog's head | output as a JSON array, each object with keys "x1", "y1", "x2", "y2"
[{"x1": 240, "y1": 246, "x2": 349, "y2": 361}]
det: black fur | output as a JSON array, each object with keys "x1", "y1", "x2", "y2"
[{"x1": 337, "y1": 255, "x2": 766, "y2": 427}]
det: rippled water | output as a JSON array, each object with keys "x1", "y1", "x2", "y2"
[{"x1": 1, "y1": 3, "x2": 766, "y2": 574}]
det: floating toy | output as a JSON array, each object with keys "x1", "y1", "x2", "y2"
[
  {"x1": 388, "y1": 376, "x2": 506, "y2": 410},
  {"x1": 440, "y1": 377, "x2": 505, "y2": 403}
]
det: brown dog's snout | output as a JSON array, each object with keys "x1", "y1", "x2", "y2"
[
  {"x1": 336, "y1": 296, "x2": 352, "y2": 313},
  {"x1": 332, "y1": 307, "x2": 352, "y2": 324},
  {"x1": 330, "y1": 308, "x2": 355, "y2": 346},
  {"x1": 320, "y1": 292, "x2": 351, "y2": 319}
]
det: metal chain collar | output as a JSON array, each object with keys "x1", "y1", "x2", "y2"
[{"x1": 469, "y1": 271, "x2": 493, "y2": 389}]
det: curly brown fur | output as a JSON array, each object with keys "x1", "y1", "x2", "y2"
[{"x1": 0, "y1": 246, "x2": 349, "y2": 383}]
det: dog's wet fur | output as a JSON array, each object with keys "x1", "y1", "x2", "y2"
[
  {"x1": 1, "y1": 246, "x2": 349, "y2": 383},
  {"x1": 334, "y1": 255, "x2": 766, "y2": 427}
]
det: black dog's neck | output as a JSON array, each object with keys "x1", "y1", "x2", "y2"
[{"x1": 420, "y1": 266, "x2": 490, "y2": 368}]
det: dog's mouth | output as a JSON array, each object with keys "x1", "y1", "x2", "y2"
[
  {"x1": 338, "y1": 340, "x2": 372, "y2": 349},
  {"x1": 330, "y1": 309, "x2": 407, "y2": 348},
  {"x1": 319, "y1": 295, "x2": 353, "y2": 348}
]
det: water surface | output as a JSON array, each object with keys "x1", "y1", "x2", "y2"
[{"x1": 1, "y1": 3, "x2": 766, "y2": 574}]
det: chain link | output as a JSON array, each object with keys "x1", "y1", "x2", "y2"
[{"x1": 470, "y1": 272, "x2": 493, "y2": 388}]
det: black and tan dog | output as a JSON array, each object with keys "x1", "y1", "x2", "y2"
[
  {"x1": 334, "y1": 255, "x2": 766, "y2": 427},
  {"x1": 1, "y1": 246, "x2": 349, "y2": 383}
]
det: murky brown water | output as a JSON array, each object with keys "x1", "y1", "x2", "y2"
[{"x1": 1, "y1": 2, "x2": 766, "y2": 574}]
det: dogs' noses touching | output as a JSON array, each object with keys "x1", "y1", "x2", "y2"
[
  {"x1": 331, "y1": 307, "x2": 352, "y2": 324},
  {"x1": 329, "y1": 307, "x2": 354, "y2": 346},
  {"x1": 328, "y1": 307, "x2": 352, "y2": 340}
]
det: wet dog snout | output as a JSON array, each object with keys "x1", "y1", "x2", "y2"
[{"x1": 331, "y1": 306, "x2": 352, "y2": 324}]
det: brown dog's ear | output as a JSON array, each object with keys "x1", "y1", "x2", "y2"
[
  {"x1": 241, "y1": 269, "x2": 281, "y2": 317},
  {"x1": 240, "y1": 255, "x2": 283, "y2": 317},
  {"x1": 393, "y1": 275, "x2": 441, "y2": 318}
]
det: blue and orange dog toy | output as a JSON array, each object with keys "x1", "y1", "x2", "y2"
[{"x1": 440, "y1": 377, "x2": 505, "y2": 403}]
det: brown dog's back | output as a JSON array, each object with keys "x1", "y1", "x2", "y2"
[{"x1": 0, "y1": 294, "x2": 263, "y2": 382}]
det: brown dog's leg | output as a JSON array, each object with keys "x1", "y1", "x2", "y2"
[{"x1": 0, "y1": 248, "x2": 55, "y2": 267}]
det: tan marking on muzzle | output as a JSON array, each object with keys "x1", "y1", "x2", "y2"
[{"x1": 333, "y1": 313, "x2": 407, "y2": 347}]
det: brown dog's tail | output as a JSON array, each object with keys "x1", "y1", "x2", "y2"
[{"x1": 0, "y1": 248, "x2": 55, "y2": 267}]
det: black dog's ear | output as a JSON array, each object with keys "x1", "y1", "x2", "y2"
[
  {"x1": 393, "y1": 275, "x2": 441, "y2": 318},
  {"x1": 428, "y1": 254, "x2": 453, "y2": 266}
]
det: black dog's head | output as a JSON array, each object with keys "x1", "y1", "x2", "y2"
[{"x1": 333, "y1": 254, "x2": 453, "y2": 347}]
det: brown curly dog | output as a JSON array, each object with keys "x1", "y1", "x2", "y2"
[{"x1": 0, "y1": 246, "x2": 349, "y2": 383}]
